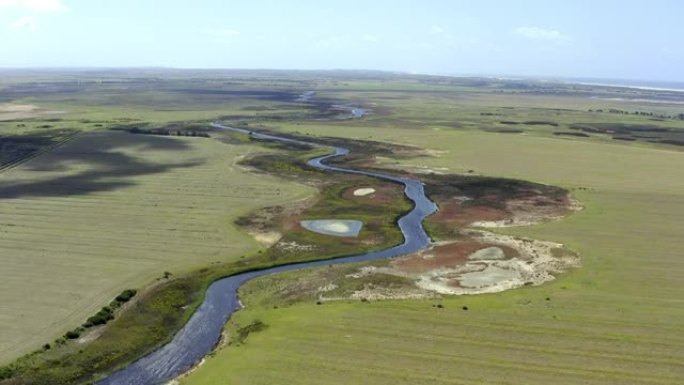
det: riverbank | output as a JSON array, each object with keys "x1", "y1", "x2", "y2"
[{"x1": 0, "y1": 128, "x2": 418, "y2": 385}]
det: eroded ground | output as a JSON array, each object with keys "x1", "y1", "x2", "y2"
[{"x1": 234, "y1": 132, "x2": 581, "y2": 302}]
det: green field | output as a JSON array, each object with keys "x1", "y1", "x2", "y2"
[
  {"x1": 183, "y1": 91, "x2": 684, "y2": 384},
  {"x1": 1, "y1": 71, "x2": 684, "y2": 384},
  {"x1": 0, "y1": 131, "x2": 313, "y2": 363}
]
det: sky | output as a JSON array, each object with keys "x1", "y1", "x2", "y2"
[{"x1": 1, "y1": 0, "x2": 683, "y2": 82}]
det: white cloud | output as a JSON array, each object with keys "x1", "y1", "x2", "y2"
[
  {"x1": 0, "y1": 0, "x2": 67, "y2": 12},
  {"x1": 514, "y1": 26, "x2": 571, "y2": 42},
  {"x1": 8, "y1": 15, "x2": 36, "y2": 30}
]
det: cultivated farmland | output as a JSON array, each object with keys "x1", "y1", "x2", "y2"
[{"x1": 0, "y1": 131, "x2": 313, "y2": 363}]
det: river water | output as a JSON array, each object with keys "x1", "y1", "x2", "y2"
[{"x1": 97, "y1": 122, "x2": 437, "y2": 385}]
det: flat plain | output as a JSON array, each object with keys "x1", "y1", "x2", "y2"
[
  {"x1": 0, "y1": 130, "x2": 313, "y2": 363},
  {"x1": 1, "y1": 71, "x2": 683, "y2": 385},
  {"x1": 182, "y1": 79, "x2": 684, "y2": 385}
]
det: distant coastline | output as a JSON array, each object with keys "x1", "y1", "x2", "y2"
[{"x1": 571, "y1": 80, "x2": 684, "y2": 93}]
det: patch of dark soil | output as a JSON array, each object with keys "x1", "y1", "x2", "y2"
[
  {"x1": 430, "y1": 202, "x2": 509, "y2": 227},
  {"x1": 422, "y1": 173, "x2": 567, "y2": 210},
  {"x1": 421, "y1": 173, "x2": 569, "y2": 239},
  {"x1": 393, "y1": 241, "x2": 486, "y2": 273}
]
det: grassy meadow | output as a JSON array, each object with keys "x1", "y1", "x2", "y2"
[
  {"x1": 183, "y1": 86, "x2": 684, "y2": 385},
  {"x1": 1, "y1": 71, "x2": 684, "y2": 384},
  {"x1": 0, "y1": 131, "x2": 314, "y2": 363}
]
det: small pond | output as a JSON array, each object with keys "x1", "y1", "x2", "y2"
[{"x1": 300, "y1": 219, "x2": 363, "y2": 237}]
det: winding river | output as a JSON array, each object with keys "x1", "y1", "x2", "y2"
[{"x1": 97, "y1": 122, "x2": 438, "y2": 385}]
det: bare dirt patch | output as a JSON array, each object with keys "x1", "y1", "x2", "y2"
[
  {"x1": 431, "y1": 199, "x2": 509, "y2": 227},
  {"x1": 353, "y1": 187, "x2": 375, "y2": 196},
  {"x1": 251, "y1": 231, "x2": 282, "y2": 247},
  {"x1": 412, "y1": 230, "x2": 579, "y2": 295},
  {"x1": 470, "y1": 195, "x2": 582, "y2": 228},
  {"x1": 0, "y1": 103, "x2": 65, "y2": 121},
  {"x1": 392, "y1": 241, "x2": 490, "y2": 273},
  {"x1": 327, "y1": 230, "x2": 579, "y2": 299}
]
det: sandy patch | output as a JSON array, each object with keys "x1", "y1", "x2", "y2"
[
  {"x1": 251, "y1": 231, "x2": 282, "y2": 247},
  {"x1": 415, "y1": 230, "x2": 580, "y2": 295},
  {"x1": 353, "y1": 187, "x2": 376, "y2": 196},
  {"x1": 468, "y1": 246, "x2": 505, "y2": 260},
  {"x1": 0, "y1": 103, "x2": 65, "y2": 121},
  {"x1": 77, "y1": 326, "x2": 105, "y2": 344},
  {"x1": 329, "y1": 231, "x2": 578, "y2": 299},
  {"x1": 0, "y1": 104, "x2": 39, "y2": 113}
]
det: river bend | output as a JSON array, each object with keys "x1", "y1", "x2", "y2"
[{"x1": 97, "y1": 123, "x2": 437, "y2": 385}]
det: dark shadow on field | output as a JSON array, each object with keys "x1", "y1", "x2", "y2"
[{"x1": 0, "y1": 131, "x2": 204, "y2": 199}]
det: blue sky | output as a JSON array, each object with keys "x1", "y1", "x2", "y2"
[{"x1": 1, "y1": 0, "x2": 683, "y2": 81}]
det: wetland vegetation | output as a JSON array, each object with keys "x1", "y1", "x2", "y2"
[{"x1": 0, "y1": 70, "x2": 683, "y2": 385}]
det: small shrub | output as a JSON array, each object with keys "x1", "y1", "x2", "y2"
[
  {"x1": 233, "y1": 320, "x2": 268, "y2": 345},
  {"x1": 65, "y1": 330, "x2": 80, "y2": 339},
  {"x1": 0, "y1": 365, "x2": 14, "y2": 380},
  {"x1": 115, "y1": 289, "x2": 137, "y2": 303}
]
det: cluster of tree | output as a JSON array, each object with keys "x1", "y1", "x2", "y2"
[
  {"x1": 589, "y1": 108, "x2": 684, "y2": 120},
  {"x1": 129, "y1": 127, "x2": 210, "y2": 137},
  {"x1": 51, "y1": 289, "x2": 138, "y2": 345}
]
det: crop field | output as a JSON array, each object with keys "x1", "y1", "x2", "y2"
[
  {"x1": 0, "y1": 130, "x2": 313, "y2": 363},
  {"x1": 182, "y1": 86, "x2": 684, "y2": 385}
]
